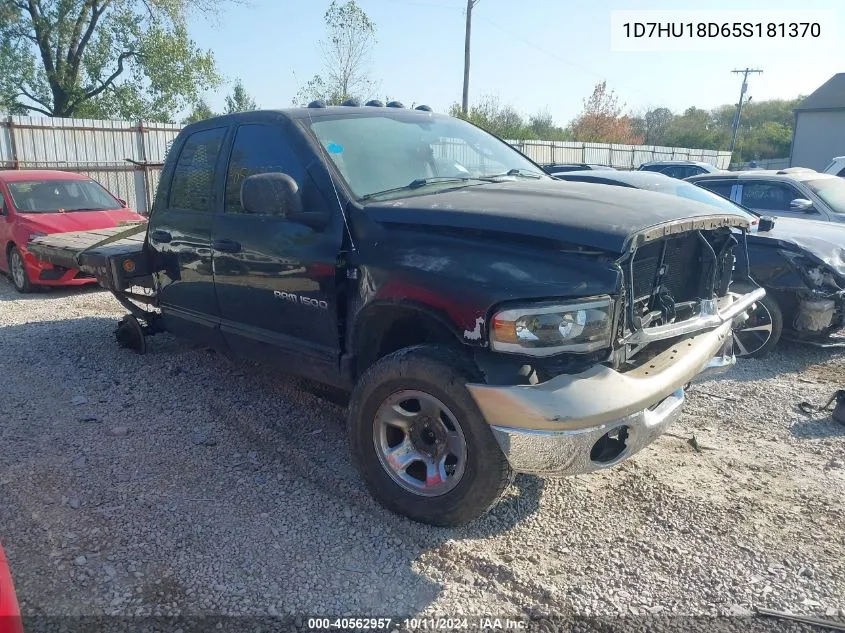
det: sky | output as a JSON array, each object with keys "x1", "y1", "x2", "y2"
[{"x1": 188, "y1": 0, "x2": 844, "y2": 125}]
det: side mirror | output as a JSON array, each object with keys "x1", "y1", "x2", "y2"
[
  {"x1": 758, "y1": 216, "x2": 776, "y2": 232},
  {"x1": 241, "y1": 172, "x2": 302, "y2": 218},
  {"x1": 116, "y1": 198, "x2": 128, "y2": 208},
  {"x1": 790, "y1": 198, "x2": 814, "y2": 213}
]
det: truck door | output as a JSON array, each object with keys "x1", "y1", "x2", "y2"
[
  {"x1": 212, "y1": 121, "x2": 344, "y2": 382},
  {"x1": 146, "y1": 124, "x2": 228, "y2": 348}
]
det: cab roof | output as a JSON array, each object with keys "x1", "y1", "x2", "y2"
[{"x1": 185, "y1": 106, "x2": 447, "y2": 130}]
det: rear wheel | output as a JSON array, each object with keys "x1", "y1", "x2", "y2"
[
  {"x1": 7, "y1": 247, "x2": 33, "y2": 293},
  {"x1": 733, "y1": 293, "x2": 782, "y2": 358},
  {"x1": 348, "y1": 345, "x2": 512, "y2": 526}
]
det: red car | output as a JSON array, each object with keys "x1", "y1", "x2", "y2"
[
  {"x1": 0, "y1": 170, "x2": 146, "y2": 293},
  {"x1": 0, "y1": 544, "x2": 23, "y2": 633}
]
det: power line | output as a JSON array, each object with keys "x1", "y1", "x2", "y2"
[
  {"x1": 474, "y1": 14, "x2": 654, "y2": 104},
  {"x1": 729, "y1": 68, "x2": 763, "y2": 153},
  {"x1": 461, "y1": 0, "x2": 482, "y2": 114},
  {"x1": 391, "y1": 1, "x2": 653, "y2": 111}
]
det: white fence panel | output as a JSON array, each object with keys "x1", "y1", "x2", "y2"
[
  {"x1": 631, "y1": 145, "x2": 656, "y2": 167},
  {"x1": 142, "y1": 124, "x2": 181, "y2": 163},
  {"x1": 506, "y1": 138, "x2": 730, "y2": 169},
  {"x1": 1, "y1": 116, "x2": 181, "y2": 213}
]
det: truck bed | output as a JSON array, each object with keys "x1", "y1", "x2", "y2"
[{"x1": 28, "y1": 224, "x2": 152, "y2": 290}]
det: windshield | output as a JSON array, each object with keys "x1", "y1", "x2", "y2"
[
  {"x1": 7, "y1": 178, "x2": 120, "y2": 213},
  {"x1": 307, "y1": 113, "x2": 546, "y2": 200},
  {"x1": 805, "y1": 177, "x2": 845, "y2": 213},
  {"x1": 634, "y1": 177, "x2": 758, "y2": 221}
]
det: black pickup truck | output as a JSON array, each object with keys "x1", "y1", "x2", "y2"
[{"x1": 29, "y1": 104, "x2": 764, "y2": 526}]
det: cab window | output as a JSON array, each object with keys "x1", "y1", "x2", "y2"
[
  {"x1": 168, "y1": 127, "x2": 226, "y2": 213},
  {"x1": 224, "y1": 124, "x2": 304, "y2": 214}
]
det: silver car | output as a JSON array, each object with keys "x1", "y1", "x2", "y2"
[{"x1": 687, "y1": 168, "x2": 845, "y2": 223}]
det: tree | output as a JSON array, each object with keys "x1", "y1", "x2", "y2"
[
  {"x1": 632, "y1": 107, "x2": 674, "y2": 145},
  {"x1": 663, "y1": 106, "x2": 727, "y2": 150},
  {"x1": 567, "y1": 81, "x2": 641, "y2": 144},
  {"x1": 224, "y1": 80, "x2": 257, "y2": 113},
  {"x1": 0, "y1": 0, "x2": 229, "y2": 121},
  {"x1": 294, "y1": 0, "x2": 377, "y2": 106},
  {"x1": 449, "y1": 97, "x2": 570, "y2": 140},
  {"x1": 528, "y1": 110, "x2": 555, "y2": 139},
  {"x1": 449, "y1": 95, "x2": 529, "y2": 139},
  {"x1": 182, "y1": 98, "x2": 215, "y2": 124}
]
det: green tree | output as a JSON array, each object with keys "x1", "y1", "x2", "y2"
[
  {"x1": 632, "y1": 107, "x2": 674, "y2": 145},
  {"x1": 224, "y1": 80, "x2": 257, "y2": 113},
  {"x1": 529, "y1": 110, "x2": 563, "y2": 139},
  {"x1": 294, "y1": 0, "x2": 377, "y2": 106},
  {"x1": 182, "y1": 98, "x2": 215, "y2": 124},
  {"x1": 663, "y1": 107, "x2": 727, "y2": 149},
  {"x1": 739, "y1": 120, "x2": 793, "y2": 160},
  {"x1": 449, "y1": 98, "x2": 571, "y2": 140},
  {"x1": 727, "y1": 97, "x2": 802, "y2": 160},
  {"x1": 0, "y1": 0, "x2": 229, "y2": 121},
  {"x1": 450, "y1": 95, "x2": 532, "y2": 139}
]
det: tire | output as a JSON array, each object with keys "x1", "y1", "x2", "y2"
[
  {"x1": 7, "y1": 246, "x2": 33, "y2": 294},
  {"x1": 348, "y1": 344, "x2": 512, "y2": 527},
  {"x1": 733, "y1": 292, "x2": 782, "y2": 358}
]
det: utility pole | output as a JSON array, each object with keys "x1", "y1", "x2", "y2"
[
  {"x1": 462, "y1": 0, "x2": 481, "y2": 115},
  {"x1": 729, "y1": 68, "x2": 762, "y2": 153}
]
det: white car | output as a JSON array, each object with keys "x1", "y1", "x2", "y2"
[{"x1": 823, "y1": 156, "x2": 845, "y2": 177}]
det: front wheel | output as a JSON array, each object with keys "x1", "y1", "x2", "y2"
[
  {"x1": 348, "y1": 345, "x2": 512, "y2": 526},
  {"x1": 7, "y1": 247, "x2": 33, "y2": 293},
  {"x1": 733, "y1": 292, "x2": 782, "y2": 358}
]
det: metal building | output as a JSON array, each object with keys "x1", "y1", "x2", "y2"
[{"x1": 790, "y1": 73, "x2": 845, "y2": 171}]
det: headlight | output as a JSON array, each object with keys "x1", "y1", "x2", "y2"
[{"x1": 490, "y1": 296, "x2": 614, "y2": 356}]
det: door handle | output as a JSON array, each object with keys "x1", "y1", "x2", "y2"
[
  {"x1": 150, "y1": 229, "x2": 172, "y2": 243},
  {"x1": 213, "y1": 239, "x2": 242, "y2": 253}
]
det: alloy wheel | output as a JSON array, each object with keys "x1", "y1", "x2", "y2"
[
  {"x1": 373, "y1": 390, "x2": 468, "y2": 497},
  {"x1": 733, "y1": 301, "x2": 774, "y2": 357},
  {"x1": 9, "y1": 250, "x2": 27, "y2": 291}
]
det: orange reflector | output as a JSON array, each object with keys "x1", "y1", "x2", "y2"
[
  {"x1": 122, "y1": 259, "x2": 136, "y2": 273},
  {"x1": 492, "y1": 316, "x2": 518, "y2": 344}
]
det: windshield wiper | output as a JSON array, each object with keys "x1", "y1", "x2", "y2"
[
  {"x1": 65, "y1": 207, "x2": 107, "y2": 212},
  {"x1": 479, "y1": 168, "x2": 545, "y2": 180},
  {"x1": 360, "y1": 176, "x2": 479, "y2": 201}
]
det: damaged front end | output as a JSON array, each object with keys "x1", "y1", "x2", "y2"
[
  {"x1": 467, "y1": 216, "x2": 762, "y2": 478},
  {"x1": 614, "y1": 218, "x2": 760, "y2": 366},
  {"x1": 779, "y1": 251, "x2": 845, "y2": 345}
]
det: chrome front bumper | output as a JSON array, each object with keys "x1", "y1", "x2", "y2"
[
  {"x1": 466, "y1": 290, "x2": 763, "y2": 477},
  {"x1": 486, "y1": 387, "x2": 687, "y2": 477}
]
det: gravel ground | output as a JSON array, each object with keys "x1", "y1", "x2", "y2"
[{"x1": 1, "y1": 275, "x2": 844, "y2": 632}]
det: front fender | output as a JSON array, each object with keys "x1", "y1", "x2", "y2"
[{"x1": 348, "y1": 228, "x2": 621, "y2": 349}]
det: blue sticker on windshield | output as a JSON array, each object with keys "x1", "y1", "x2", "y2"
[{"x1": 327, "y1": 143, "x2": 343, "y2": 154}]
